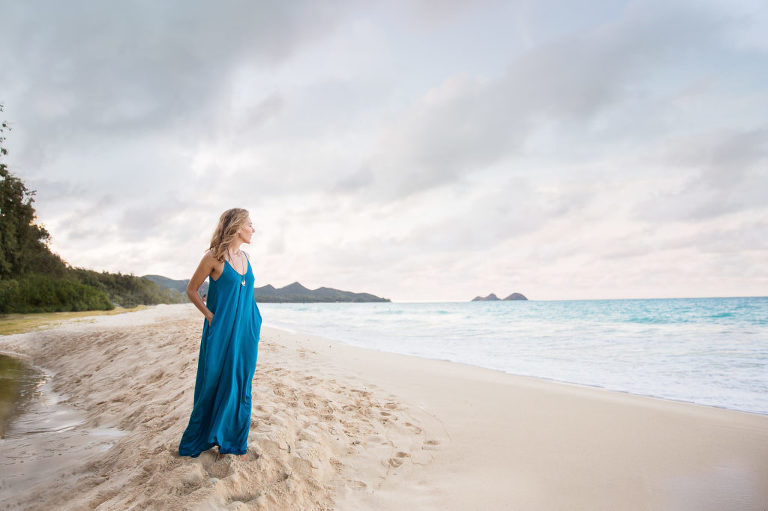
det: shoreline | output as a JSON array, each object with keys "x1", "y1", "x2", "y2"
[
  {"x1": 4, "y1": 317, "x2": 764, "y2": 419},
  {"x1": 265, "y1": 321, "x2": 768, "y2": 418},
  {"x1": 257, "y1": 297, "x2": 768, "y2": 417},
  {"x1": 0, "y1": 304, "x2": 766, "y2": 510}
]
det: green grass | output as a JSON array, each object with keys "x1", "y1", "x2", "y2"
[{"x1": 0, "y1": 305, "x2": 149, "y2": 336}]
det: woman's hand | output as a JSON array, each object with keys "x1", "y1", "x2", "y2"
[
  {"x1": 187, "y1": 250, "x2": 218, "y2": 320},
  {"x1": 206, "y1": 312, "x2": 214, "y2": 326}
]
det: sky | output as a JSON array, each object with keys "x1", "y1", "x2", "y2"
[{"x1": 0, "y1": 0, "x2": 766, "y2": 301}]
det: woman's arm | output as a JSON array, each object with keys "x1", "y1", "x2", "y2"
[{"x1": 187, "y1": 251, "x2": 216, "y2": 325}]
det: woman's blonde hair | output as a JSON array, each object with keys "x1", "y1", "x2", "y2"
[{"x1": 209, "y1": 208, "x2": 250, "y2": 262}]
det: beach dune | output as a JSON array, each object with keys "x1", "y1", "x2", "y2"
[{"x1": 0, "y1": 304, "x2": 766, "y2": 510}]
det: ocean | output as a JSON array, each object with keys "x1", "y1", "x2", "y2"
[{"x1": 258, "y1": 297, "x2": 768, "y2": 415}]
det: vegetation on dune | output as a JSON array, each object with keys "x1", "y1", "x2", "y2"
[{"x1": 0, "y1": 105, "x2": 185, "y2": 313}]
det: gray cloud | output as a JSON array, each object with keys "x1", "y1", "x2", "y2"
[
  {"x1": 26, "y1": 177, "x2": 90, "y2": 204},
  {"x1": 54, "y1": 194, "x2": 117, "y2": 243},
  {"x1": 394, "y1": 178, "x2": 589, "y2": 252},
  {"x1": 0, "y1": 1, "x2": 350, "y2": 159},
  {"x1": 240, "y1": 93, "x2": 285, "y2": 131},
  {"x1": 0, "y1": 1, "x2": 356, "y2": 255},
  {"x1": 119, "y1": 198, "x2": 190, "y2": 242},
  {"x1": 635, "y1": 128, "x2": 768, "y2": 221},
  {"x1": 310, "y1": 176, "x2": 596, "y2": 275},
  {"x1": 332, "y1": 165, "x2": 374, "y2": 193},
  {"x1": 348, "y1": 1, "x2": 732, "y2": 200},
  {"x1": 679, "y1": 220, "x2": 768, "y2": 255}
]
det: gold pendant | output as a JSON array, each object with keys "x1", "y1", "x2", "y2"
[{"x1": 241, "y1": 279, "x2": 246, "y2": 286}]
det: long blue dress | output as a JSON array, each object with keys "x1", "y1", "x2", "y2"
[{"x1": 178, "y1": 255, "x2": 262, "y2": 457}]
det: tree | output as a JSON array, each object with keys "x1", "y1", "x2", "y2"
[
  {"x1": 0, "y1": 106, "x2": 183, "y2": 312},
  {"x1": 0, "y1": 104, "x2": 60, "y2": 279}
]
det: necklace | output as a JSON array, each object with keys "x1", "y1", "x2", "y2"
[{"x1": 227, "y1": 249, "x2": 246, "y2": 286}]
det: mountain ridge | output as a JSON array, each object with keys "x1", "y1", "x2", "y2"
[{"x1": 144, "y1": 275, "x2": 389, "y2": 303}]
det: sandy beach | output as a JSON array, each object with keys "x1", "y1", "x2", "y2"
[{"x1": 1, "y1": 303, "x2": 767, "y2": 510}]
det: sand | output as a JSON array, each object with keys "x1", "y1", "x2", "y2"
[{"x1": 0, "y1": 303, "x2": 766, "y2": 510}]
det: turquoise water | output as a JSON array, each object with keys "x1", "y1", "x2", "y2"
[{"x1": 258, "y1": 297, "x2": 768, "y2": 415}]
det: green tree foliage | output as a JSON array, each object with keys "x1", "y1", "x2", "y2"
[
  {"x1": 1, "y1": 106, "x2": 68, "y2": 280},
  {"x1": 0, "y1": 105, "x2": 186, "y2": 313},
  {"x1": 67, "y1": 267, "x2": 185, "y2": 308},
  {"x1": 0, "y1": 274, "x2": 113, "y2": 313}
]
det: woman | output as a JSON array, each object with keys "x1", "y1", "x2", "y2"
[{"x1": 178, "y1": 208, "x2": 262, "y2": 460}]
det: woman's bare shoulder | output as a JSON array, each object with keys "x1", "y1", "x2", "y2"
[{"x1": 201, "y1": 249, "x2": 220, "y2": 264}]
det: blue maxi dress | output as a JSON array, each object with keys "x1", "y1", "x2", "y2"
[{"x1": 178, "y1": 256, "x2": 262, "y2": 457}]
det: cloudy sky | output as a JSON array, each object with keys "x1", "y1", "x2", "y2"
[{"x1": 1, "y1": 0, "x2": 766, "y2": 301}]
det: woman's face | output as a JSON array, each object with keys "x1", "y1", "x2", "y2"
[{"x1": 239, "y1": 216, "x2": 255, "y2": 244}]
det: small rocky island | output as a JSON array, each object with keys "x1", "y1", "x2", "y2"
[{"x1": 471, "y1": 292, "x2": 528, "y2": 301}]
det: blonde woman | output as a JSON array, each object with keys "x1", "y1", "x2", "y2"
[{"x1": 178, "y1": 208, "x2": 262, "y2": 460}]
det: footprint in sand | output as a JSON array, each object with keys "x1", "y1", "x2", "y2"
[
  {"x1": 387, "y1": 453, "x2": 409, "y2": 467},
  {"x1": 175, "y1": 464, "x2": 206, "y2": 495},
  {"x1": 329, "y1": 457, "x2": 343, "y2": 473},
  {"x1": 404, "y1": 422, "x2": 423, "y2": 434},
  {"x1": 201, "y1": 452, "x2": 232, "y2": 479},
  {"x1": 301, "y1": 398, "x2": 318, "y2": 409}
]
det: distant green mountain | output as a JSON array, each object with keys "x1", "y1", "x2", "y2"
[
  {"x1": 143, "y1": 274, "x2": 206, "y2": 296},
  {"x1": 147, "y1": 276, "x2": 388, "y2": 303},
  {"x1": 254, "y1": 281, "x2": 389, "y2": 303}
]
